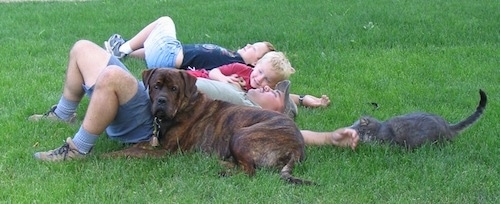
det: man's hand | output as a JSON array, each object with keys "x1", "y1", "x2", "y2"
[{"x1": 330, "y1": 128, "x2": 359, "y2": 150}]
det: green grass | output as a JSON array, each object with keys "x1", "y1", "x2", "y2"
[{"x1": 1, "y1": 0, "x2": 499, "y2": 203}]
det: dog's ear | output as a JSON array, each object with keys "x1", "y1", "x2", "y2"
[
  {"x1": 142, "y1": 69, "x2": 157, "y2": 88},
  {"x1": 179, "y1": 70, "x2": 198, "y2": 97}
]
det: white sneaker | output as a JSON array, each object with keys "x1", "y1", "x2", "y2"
[{"x1": 104, "y1": 34, "x2": 127, "y2": 59}]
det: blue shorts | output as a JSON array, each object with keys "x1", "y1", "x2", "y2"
[
  {"x1": 144, "y1": 17, "x2": 182, "y2": 68},
  {"x1": 83, "y1": 56, "x2": 153, "y2": 143}
]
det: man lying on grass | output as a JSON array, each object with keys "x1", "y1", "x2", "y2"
[{"x1": 28, "y1": 39, "x2": 358, "y2": 162}]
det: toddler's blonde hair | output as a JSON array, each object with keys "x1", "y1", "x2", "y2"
[{"x1": 257, "y1": 51, "x2": 295, "y2": 82}]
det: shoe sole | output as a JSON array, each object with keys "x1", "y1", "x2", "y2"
[
  {"x1": 104, "y1": 40, "x2": 113, "y2": 54},
  {"x1": 104, "y1": 40, "x2": 125, "y2": 59}
]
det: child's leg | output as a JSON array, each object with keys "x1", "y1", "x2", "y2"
[{"x1": 126, "y1": 16, "x2": 178, "y2": 56}]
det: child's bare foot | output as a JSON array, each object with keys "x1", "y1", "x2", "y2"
[
  {"x1": 330, "y1": 128, "x2": 359, "y2": 150},
  {"x1": 301, "y1": 95, "x2": 331, "y2": 108}
]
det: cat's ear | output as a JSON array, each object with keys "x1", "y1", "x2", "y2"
[{"x1": 360, "y1": 117, "x2": 369, "y2": 125}]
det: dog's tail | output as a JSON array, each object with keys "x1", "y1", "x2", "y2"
[
  {"x1": 280, "y1": 156, "x2": 315, "y2": 185},
  {"x1": 449, "y1": 89, "x2": 487, "y2": 136}
]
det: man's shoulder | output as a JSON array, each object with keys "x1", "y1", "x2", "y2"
[
  {"x1": 195, "y1": 78, "x2": 258, "y2": 108},
  {"x1": 196, "y1": 78, "x2": 242, "y2": 93}
]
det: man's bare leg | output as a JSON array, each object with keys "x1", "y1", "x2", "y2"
[
  {"x1": 33, "y1": 40, "x2": 140, "y2": 161},
  {"x1": 64, "y1": 40, "x2": 111, "y2": 100},
  {"x1": 82, "y1": 65, "x2": 138, "y2": 135},
  {"x1": 28, "y1": 40, "x2": 111, "y2": 122}
]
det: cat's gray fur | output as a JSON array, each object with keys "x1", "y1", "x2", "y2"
[{"x1": 351, "y1": 89, "x2": 487, "y2": 149}]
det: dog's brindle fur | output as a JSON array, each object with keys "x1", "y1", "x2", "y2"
[{"x1": 107, "y1": 68, "x2": 313, "y2": 185}]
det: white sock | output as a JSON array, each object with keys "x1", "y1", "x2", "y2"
[
  {"x1": 54, "y1": 96, "x2": 78, "y2": 121},
  {"x1": 118, "y1": 42, "x2": 133, "y2": 54},
  {"x1": 72, "y1": 126, "x2": 98, "y2": 154}
]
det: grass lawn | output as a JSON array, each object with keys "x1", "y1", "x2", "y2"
[{"x1": 0, "y1": 0, "x2": 499, "y2": 203}]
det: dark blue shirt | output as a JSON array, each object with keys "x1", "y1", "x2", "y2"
[{"x1": 180, "y1": 44, "x2": 245, "y2": 70}]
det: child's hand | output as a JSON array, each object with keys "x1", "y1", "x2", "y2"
[
  {"x1": 226, "y1": 74, "x2": 240, "y2": 83},
  {"x1": 227, "y1": 74, "x2": 246, "y2": 89}
]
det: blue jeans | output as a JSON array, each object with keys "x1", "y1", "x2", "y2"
[{"x1": 144, "y1": 17, "x2": 182, "y2": 68}]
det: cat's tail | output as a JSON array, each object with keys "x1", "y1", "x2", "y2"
[{"x1": 449, "y1": 89, "x2": 487, "y2": 135}]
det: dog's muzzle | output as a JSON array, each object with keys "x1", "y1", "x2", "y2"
[
  {"x1": 153, "y1": 95, "x2": 176, "y2": 120},
  {"x1": 156, "y1": 96, "x2": 167, "y2": 106}
]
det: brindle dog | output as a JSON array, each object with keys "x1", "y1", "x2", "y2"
[{"x1": 108, "y1": 68, "x2": 313, "y2": 185}]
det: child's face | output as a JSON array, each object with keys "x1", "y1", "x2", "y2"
[
  {"x1": 249, "y1": 60, "x2": 281, "y2": 89},
  {"x1": 237, "y1": 42, "x2": 271, "y2": 66}
]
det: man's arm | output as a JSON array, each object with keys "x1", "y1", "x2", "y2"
[{"x1": 300, "y1": 128, "x2": 359, "y2": 150}]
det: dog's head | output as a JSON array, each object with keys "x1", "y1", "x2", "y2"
[{"x1": 142, "y1": 68, "x2": 198, "y2": 120}]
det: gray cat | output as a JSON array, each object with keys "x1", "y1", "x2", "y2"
[{"x1": 351, "y1": 89, "x2": 487, "y2": 149}]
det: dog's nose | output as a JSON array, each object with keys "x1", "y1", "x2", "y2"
[{"x1": 157, "y1": 97, "x2": 167, "y2": 105}]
